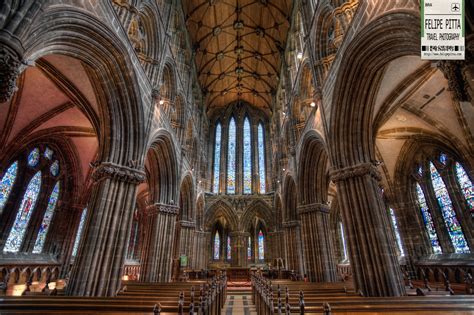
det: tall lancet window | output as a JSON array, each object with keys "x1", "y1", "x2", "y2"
[
  {"x1": 72, "y1": 208, "x2": 87, "y2": 257},
  {"x1": 339, "y1": 221, "x2": 348, "y2": 261},
  {"x1": 33, "y1": 182, "x2": 60, "y2": 253},
  {"x1": 455, "y1": 162, "x2": 473, "y2": 214},
  {"x1": 416, "y1": 182, "x2": 442, "y2": 254},
  {"x1": 0, "y1": 161, "x2": 18, "y2": 214},
  {"x1": 227, "y1": 117, "x2": 237, "y2": 194},
  {"x1": 257, "y1": 123, "x2": 266, "y2": 193},
  {"x1": 389, "y1": 207, "x2": 405, "y2": 256},
  {"x1": 247, "y1": 236, "x2": 252, "y2": 260},
  {"x1": 429, "y1": 162, "x2": 469, "y2": 253},
  {"x1": 258, "y1": 230, "x2": 264, "y2": 260},
  {"x1": 214, "y1": 231, "x2": 220, "y2": 260},
  {"x1": 227, "y1": 236, "x2": 231, "y2": 260},
  {"x1": 243, "y1": 117, "x2": 252, "y2": 194},
  {"x1": 213, "y1": 123, "x2": 222, "y2": 193},
  {"x1": 4, "y1": 171, "x2": 42, "y2": 253}
]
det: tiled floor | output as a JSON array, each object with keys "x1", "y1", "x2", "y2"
[{"x1": 223, "y1": 293, "x2": 257, "y2": 315}]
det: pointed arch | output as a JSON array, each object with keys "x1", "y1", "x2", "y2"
[
  {"x1": 204, "y1": 200, "x2": 238, "y2": 231},
  {"x1": 212, "y1": 122, "x2": 222, "y2": 193},
  {"x1": 227, "y1": 117, "x2": 237, "y2": 194},
  {"x1": 243, "y1": 116, "x2": 252, "y2": 194},
  {"x1": 257, "y1": 122, "x2": 266, "y2": 193}
]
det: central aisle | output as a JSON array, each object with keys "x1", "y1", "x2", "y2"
[{"x1": 223, "y1": 290, "x2": 257, "y2": 315}]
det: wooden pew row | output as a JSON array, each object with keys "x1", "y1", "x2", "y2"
[{"x1": 251, "y1": 273, "x2": 474, "y2": 315}]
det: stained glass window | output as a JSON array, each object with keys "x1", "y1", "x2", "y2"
[
  {"x1": 455, "y1": 162, "x2": 473, "y2": 214},
  {"x1": 389, "y1": 207, "x2": 405, "y2": 256},
  {"x1": 44, "y1": 147, "x2": 53, "y2": 160},
  {"x1": 416, "y1": 183, "x2": 442, "y2": 254},
  {"x1": 417, "y1": 165, "x2": 423, "y2": 176},
  {"x1": 50, "y1": 160, "x2": 59, "y2": 177},
  {"x1": 214, "y1": 231, "x2": 220, "y2": 260},
  {"x1": 429, "y1": 162, "x2": 469, "y2": 253},
  {"x1": 213, "y1": 123, "x2": 222, "y2": 193},
  {"x1": 439, "y1": 153, "x2": 447, "y2": 165},
  {"x1": 243, "y1": 117, "x2": 252, "y2": 194},
  {"x1": 257, "y1": 123, "x2": 266, "y2": 193},
  {"x1": 0, "y1": 161, "x2": 18, "y2": 214},
  {"x1": 247, "y1": 236, "x2": 252, "y2": 260},
  {"x1": 28, "y1": 148, "x2": 40, "y2": 167},
  {"x1": 72, "y1": 208, "x2": 87, "y2": 257},
  {"x1": 227, "y1": 236, "x2": 231, "y2": 260},
  {"x1": 227, "y1": 118, "x2": 236, "y2": 194},
  {"x1": 258, "y1": 230, "x2": 264, "y2": 260},
  {"x1": 33, "y1": 182, "x2": 60, "y2": 253},
  {"x1": 339, "y1": 221, "x2": 348, "y2": 261},
  {"x1": 4, "y1": 171, "x2": 42, "y2": 253}
]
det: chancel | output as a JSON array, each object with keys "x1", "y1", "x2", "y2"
[{"x1": 0, "y1": 0, "x2": 473, "y2": 314}]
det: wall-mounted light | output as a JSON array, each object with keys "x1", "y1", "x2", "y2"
[
  {"x1": 282, "y1": 168, "x2": 286, "y2": 172},
  {"x1": 310, "y1": 101, "x2": 316, "y2": 108},
  {"x1": 297, "y1": 52, "x2": 303, "y2": 59},
  {"x1": 159, "y1": 99, "x2": 165, "y2": 105}
]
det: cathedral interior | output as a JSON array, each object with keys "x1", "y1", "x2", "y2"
[{"x1": 0, "y1": 0, "x2": 473, "y2": 313}]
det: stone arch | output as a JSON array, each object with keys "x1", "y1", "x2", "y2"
[
  {"x1": 283, "y1": 175, "x2": 298, "y2": 222},
  {"x1": 204, "y1": 200, "x2": 238, "y2": 232},
  {"x1": 297, "y1": 130, "x2": 329, "y2": 205},
  {"x1": 146, "y1": 130, "x2": 179, "y2": 205},
  {"x1": 240, "y1": 200, "x2": 274, "y2": 232},
  {"x1": 178, "y1": 174, "x2": 194, "y2": 221},
  {"x1": 160, "y1": 60, "x2": 178, "y2": 103},
  {"x1": 23, "y1": 6, "x2": 147, "y2": 165}
]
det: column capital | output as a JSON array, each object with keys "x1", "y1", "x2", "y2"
[
  {"x1": 297, "y1": 203, "x2": 330, "y2": 215},
  {"x1": 0, "y1": 44, "x2": 24, "y2": 103},
  {"x1": 330, "y1": 162, "x2": 381, "y2": 182},
  {"x1": 178, "y1": 220, "x2": 195, "y2": 228},
  {"x1": 90, "y1": 161, "x2": 145, "y2": 184},
  {"x1": 437, "y1": 60, "x2": 471, "y2": 102},
  {"x1": 282, "y1": 220, "x2": 300, "y2": 228},
  {"x1": 145, "y1": 203, "x2": 179, "y2": 216}
]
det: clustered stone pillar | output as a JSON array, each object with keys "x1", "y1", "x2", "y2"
[
  {"x1": 193, "y1": 230, "x2": 208, "y2": 269},
  {"x1": 177, "y1": 220, "x2": 195, "y2": 267},
  {"x1": 267, "y1": 230, "x2": 284, "y2": 264},
  {"x1": 282, "y1": 221, "x2": 304, "y2": 276},
  {"x1": 330, "y1": 163, "x2": 406, "y2": 297},
  {"x1": 67, "y1": 162, "x2": 145, "y2": 297},
  {"x1": 140, "y1": 203, "x2": 179, "y2": 282},
  {"x1": 298, "y1": 203, "x2": 337, "y2": 282}
]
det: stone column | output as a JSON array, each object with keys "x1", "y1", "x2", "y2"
[
  {"x1": 330, "y1": 163, "x2": 405, "y2": 297},
  {"x1": 298, "y1": 203, "x2": 337, "y2": 282},
  {"x1": 282, "y1": 221, "x2": 304, "y2": 276},
  {"x1": 177, "y1": 220, "x2": 195, "y2": 268},
  {"x1": 67, "y1": 162, "x2": 145, "y2": 297},
  {"x1": 140, "y1": 203, "x2": 179, "y2": 282},
  {"x1": 193, "y1": 230, "x2": 208, "y2": 269}
]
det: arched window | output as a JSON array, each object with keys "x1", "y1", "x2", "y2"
[
  {"x1": 32, "y1": 182, "x2": 60, "y2": 253},
  {"x1": 27, "y1": 148, "x2": 40, "y2": 167},
  {"x1": 415, "y1": 182, "x2": 442, "y2": 254},
  {"x1": 243, "y1": 117, "x2": 252, "y2": 194},
  {"x1": 72, "y1": 208, "x2": 87, "y2": 257},
  {"x1": 247, "y1": 236, "x2": 252, "y2": 260},
  {"x1": 4, "y1": 171, "x2": 42, "y2": 253},
  {"x1": 0, "y1": 161, "x2": 18, "y2": 214},
  {"x1": 339, "y1": 221, "x2": 348, "y2": 262},
  {"x1": 227, "y1": 117, "x2": 237, "y2": 194},
  {"x1": 213, "y1": 231, "x2": 220, "y2": 260},
  {"x1": 257, "y1": 123, "x2": 266, "y2": 193},
  {"x1": 429, "y1": 162, "x2": 469, "y2": 253},
  {"x1": 212, "y1": 123, "x2": 222, "y2": 193},
  {"x1": 227, "y1": 236, "x2": 231, "y2": 260},
  {"x1": 389, "y1": 207, "x2": 405, "y2": 256},
  {"x1": 258, "y1": 230, "x2": 264, "y2": 260},
  {"x1": 455, "y1": 162, "x2": 473, "y2": 214}
]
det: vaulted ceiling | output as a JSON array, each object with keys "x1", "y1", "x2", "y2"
[{"x1": 183, "y1": 0, "x2": 292, "y2": 112}]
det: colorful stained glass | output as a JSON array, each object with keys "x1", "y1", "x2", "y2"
[
  {"x1": 389, "y1": 208, "x2": 405, "y2": 256},
  {"x1": 243, "y1": 117, "x2": 252, "y2": 194},
  {"x1": 429, "y1": 162, "x2": 469, "y2": 253},
  {"x1": 0, "y1": 161, "x2": 18, "y2": 214},
  {"x1": 247, "y1": 236, "x2": 252, "y2": 260},
  {"x1": 214, "y1": 231, "x2": 220, "y2": 260},
  {"x1": 227, "y1": 118, "x2": 236, "y2": 194},
  {"x1": 439, "y1": 153, "x2": 447, "y2": 165},
  {"x1": 33, "y1": 182, "x2": 60, "y2": 253},
  {"x1": 339, "y1": 222, "x2": 348, "y2": 261},
  {"x1": 72, "y1": 208, "x2": 87, "y2": 257},
  {"x1": 213, "y1": 123, "x2": 222, "y2": 193},
  {"x1": 227, "y1": 236, "x2": 231, "y2": 260},
  {"x1": 257, "y1": 123, "x2": 266, "y2": 193},
  {"x1": 417, "y1": 165, "x2": 423, "y2": 176},
  {"x1": 28, "y1": 148, "x2": 40, "y2": 167},
  {"x1": 50, "y1": 160, "x2": 59, "y2": 177},
  {"x1": 44, "y1": 147, "x2": 53, "y2": 160},
  {"x1": 258, "y1": 230, "x2": 264, "y2": 260},
  {"x1": 455, "y1": 162, "x2": 474, "y2": 214},
  {"x1": 4, "y1": 171, "x2": 42, "y2": 253},
  {"x1": 416, "y1": 183, "x2": 442, "y2": 253}
]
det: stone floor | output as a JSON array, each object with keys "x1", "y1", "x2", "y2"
[{"x1": 223, "y1": 291, "x2": 257, "y2": 315}]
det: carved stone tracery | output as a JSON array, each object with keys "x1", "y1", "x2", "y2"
[{"x1": 91, "y1": 161, "x2": 146, "y2": 184}]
